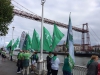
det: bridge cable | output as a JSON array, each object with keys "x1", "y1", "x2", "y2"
[
  {"x1": 12, "y1": 4, "x2": 24, "y2": 11},
  {"x1": 12, "y1": 0, "x2": 38, "y2": 16},
  {"x1": 89, "y1": 25, "x2": 100, "y2": 41},
  {"x1": 89, "y1": 31, "x2": 99, "y2": 44}
]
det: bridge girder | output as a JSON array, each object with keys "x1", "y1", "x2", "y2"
[{"x1": 13, "y1": 9, "x2": 88, "y2": 33}]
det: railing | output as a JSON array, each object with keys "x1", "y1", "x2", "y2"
[
  {"x1": 6, "y1": 53, "x2": 87, "y2": 75},
  {"x1": 73, "y1": 65, "x2": 87, "y2": 75}
]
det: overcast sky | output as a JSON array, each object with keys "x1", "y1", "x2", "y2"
[{"x1": 0, "y1": 0, "x2": 100, "y2": 47}]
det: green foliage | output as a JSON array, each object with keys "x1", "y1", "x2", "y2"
[{"x1": 0, "y1": 0, "x2": 14, "y2": 36}]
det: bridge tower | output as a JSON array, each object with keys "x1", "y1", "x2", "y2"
[{"x1": 81, "y1": 23, "x2": 91, "y2": 51}]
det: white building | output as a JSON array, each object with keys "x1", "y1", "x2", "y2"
[{"x1": 92, "y1": 45, "x2": 100, "y2": 51}]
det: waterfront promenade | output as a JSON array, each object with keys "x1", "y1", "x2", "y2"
[
  {"x1": 0, "y1": 56, "x2": 63, "y2": 75},
  {"x1": 0, "y1": 54, "x2": 87, "y2": 75},
  {"x1": 0, "y1": 57, "x2": 18, "y2": 75},
  {"x1": 0, "y1": 56, "x2": 37, "y2": 75}
]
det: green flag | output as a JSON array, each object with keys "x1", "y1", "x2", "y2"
[
  {"x1": 12, "y1": 38, "x2": 19, "y2": 50},
  {"x1": 66, "y1": 26, "x2": 69, "y2": 49},
  {"x1": 43, "y1": 27, "x2": 52, "y2": 51},
  {"x1": 31, "y1": 29, "x2": 40, "y2": 51},
  {"x1": 23, "y1": 34, "x2": 31, "y2": 50},
  {"x1": 6, "y1": 40, "x2": 12, "y2": 48},
  {"x1": 52, "y1": 24, "x2": 64, "y2": 51},
  {"x1": 27, "y1": 34, "x2": 32, "y2": 49}
]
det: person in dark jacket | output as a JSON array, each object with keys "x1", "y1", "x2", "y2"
[
  {"x1": 46, "y1": 52, "x2": 52, "y2": 75},
  {"x1": 86, "y1": 55, "x2": 98, "y2": 75},
  {"x1": 17, "y1": 50, "x2": 23, "y2": 73},
  {"x1": 31, "y1": 51, "x2": 38, "y2": 73}
]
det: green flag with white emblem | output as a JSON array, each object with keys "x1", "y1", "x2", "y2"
[
  {"x1": 12, "y1": 38, "x2": 19, "y2": 50},
  {"x1": 6, "y1": 40, "x2": 12, "y2": 48},
  {"x1": 23, "y1": 34, "x2": 31, "y2": 50},
  {"x1": 31, "y1": 29, "x2": 40, "y2": 51},
  {"x1": 52, "y1": 24, "x2": 64, "y2": 51},
  {"x1": 43, "y1": 27, "x2": 52, "y2": 51}
]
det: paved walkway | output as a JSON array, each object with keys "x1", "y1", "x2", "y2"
[
  {"x1": 0, "y1": 56, "x2": 36, "y2": 75},
  {"x1": 0, "y1": 55, "x2": 63, "y2": 75}
]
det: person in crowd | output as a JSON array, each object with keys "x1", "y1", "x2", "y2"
[
  {"x1": 51, "y1": 53, "x2": 60, "y2": 75},
  {"x1": 9, "y1": 46, "x2": 13, "y2": 61},
  {"x1": 31, "y1": 51, "x2": 38, "y2": 73},
  {"x1": 17, "y1": 50, "x2": 23, "y2": 73},
  {"x1": 10, "y1": 50, "x2": 13, "y2": 61},
  {"x1": 1, "y1": 50, "x2": 6, "y2": 61},
  {"x1": 98, "y1": 63, "x2": 100, "y2": 75},
  {"x1": 86, "y1": 55, "x2": 98, "y2": 75},
  {"x1": 22, "y1": 50, "x2": 30, "y2": 75},
  {"x1": 62, "y1": 53, "x2": 72, "y2": 75},
  {"x1": 46, "y1": 52, "x2": 52, "y2": 75},
  {"x1": 0, "y1": 48, "x2": 2, "y2": 56},
  {"x1": 0, "y1": 48, "x2": 3, "y2": 56}
]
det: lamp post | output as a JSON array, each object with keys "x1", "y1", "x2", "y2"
[
  {"x1": 10, "y1": 26, "x2": 15, "y2": 61},
  {"x1": 3, "y1": 36, "x2": 5, "y2": 47},
  {"x1": 40, "y1": 0, "x2": 46, "y2": 62},
  {"x1": 12, "y1": 26, "x2": 15, "y2": 44},
  {"x1": 38, "y1": 0, "x2": 46, "y2": 74}
]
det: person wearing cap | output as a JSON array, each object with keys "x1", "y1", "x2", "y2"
[
  {"x1": 46, "y1": 52, "x2": 52, "y2": 75},
  {"x1": 31, "y1": 51, "x2": 38, "y2": 73},
  {"x1": 17, "y1": 50, "x2": 23, "y2": 73},
  {"x1": 51, "y1": 53, "x2": 60, "y2": 75},
  {"x1": 22, "y1": 50, "x2": 30, "y2": 75}
]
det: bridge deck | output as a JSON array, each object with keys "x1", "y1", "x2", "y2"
[{"x1": 0, "y1": 56, "x2": 36, "y2": 75}]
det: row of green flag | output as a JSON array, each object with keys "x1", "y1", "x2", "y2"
[
  {"x1": 6, "y1": 24, "x2": 64, "y2": 52},
  {"x1": 6, "y1": 38, "x2": 19, "y2": 50},
  {"x1": 23, "y1": 24, "x2": 64, "y2": 52}
]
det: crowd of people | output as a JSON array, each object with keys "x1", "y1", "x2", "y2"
[
  {"x1": 16, "y1": 50, "x2": 38, "y2": 75},
  {"x1": 46, "y1": 52, "x2": 72, "y2": 75},
  {"x1": 2, "y1": 48, "x2": 100, "y2": 75},
  {"x1": 16, "y1": 50, "x2": 72, "y2": 75}
]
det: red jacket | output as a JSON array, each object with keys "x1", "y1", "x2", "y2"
[{"x1": 98, "y1": 64, "x2": 100, "y2": 75}]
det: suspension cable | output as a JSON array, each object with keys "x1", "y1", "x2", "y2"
[
  {"x1": 89, "y1": 25, "x2": 100, "y2": 41},
  {"x1": 12, "y1": 0, "x2": 38, "y2": 15}
]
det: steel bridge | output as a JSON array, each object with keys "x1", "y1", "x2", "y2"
[{"x1": 13, "y1": 9, "x2": 91, "y2": 51}]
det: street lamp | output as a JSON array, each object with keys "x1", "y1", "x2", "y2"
[
  {"x1": 38, "y1": 0, "x2": 46, "y2": 74},
  {"x1": 40, "y1": 0, "x2": 46, "y2": 61},
  {"x1": 10, "y1": 26, "x2": 15, "y2": 61},
  {"x1": 12, "y1": 26, "x2": 15, "y2": 43}
]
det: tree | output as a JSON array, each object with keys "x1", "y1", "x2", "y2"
[{"x1": 0, "y1": 0, "x2": 14, "y2": 36}]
